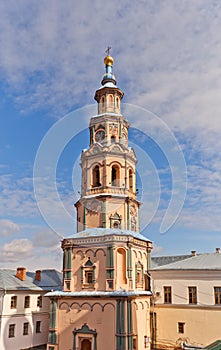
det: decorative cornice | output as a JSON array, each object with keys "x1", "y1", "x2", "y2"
[{"x1": 45, "y1": 289, "x2": 152, "y2": 298}]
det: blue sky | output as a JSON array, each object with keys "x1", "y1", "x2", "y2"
[{"x1": 1, "y1": 1, "x2": 221, "y2": 270}]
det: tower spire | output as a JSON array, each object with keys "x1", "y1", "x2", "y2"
[{"x1": 102, "y1": 48, "x2": 116, "y2": 85}]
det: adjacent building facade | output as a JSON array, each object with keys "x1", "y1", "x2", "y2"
[
  {"x1": 0, "y1": 267, "x2": 62, "y2": 350},
  {"x1": 150, "y1": 250, "x2": 221, "y2": 348},
  {"x1": 46, "y1": 53, "x2": 153, "y2": 350}
]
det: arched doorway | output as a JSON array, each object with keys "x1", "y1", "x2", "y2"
[
  {"x1": 73, "y1": 323, "x2": 97, "y2": 350},
  {"x1": 81, "y1": 339, "x2": 91, "y2": 350}
]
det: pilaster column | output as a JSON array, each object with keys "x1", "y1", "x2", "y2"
[{"x1": 127, "y1": 300, "x2": 133, "y2": 350}]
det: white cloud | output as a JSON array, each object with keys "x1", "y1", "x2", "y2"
[
  {"x1": 152, "y1": 244, "x2": 163, "y2": 255},
  {"x1": 0, "y1": 1, "x2": 221, "y2": 156},
  {"x1": 0, "y1": 236, "x2": 62, "y2": 270},
  {"x1": 0, "y1": 219, "x2": 20, "y2": 237},
  {"x1": 1, "y1": 1, "x2": 221, "y2": 258},
  {"x1": 1, "y1": 238, "x2": 33, "y2": 262}
]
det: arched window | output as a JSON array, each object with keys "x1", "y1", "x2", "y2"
[
  {"x1": 135, "y1": 261, "x2": 144, "y2": 287},
  {"x1": 100, "y1": 96, "x2": 105, "y2": 113},
  {"x1": 116, "y1": 248, "x2": 127, "y2": 285},
  {"x1": 111, "y1": 165, "x2": 120, "y2": 186},
  {"x1": 116, "y1": 96, "x2": 120, "y2": 109},
  {"x1": 129, "y1": 169, "x2": 133, "y2": 191},
  {"x1": 109, "y1": 94, "x2": 113, "y2": 104},
  {"x1": 92, "y1": 165, "x2": 101, "y2": 187}
]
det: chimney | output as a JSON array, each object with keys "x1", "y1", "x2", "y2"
[
  {"x1": 191, "y1": 250, "x2": 196, "y2": 257},
  {"x1": 16, "y1": 267, "x2": 26, "y2": 281},
  {"x1": 216, "y1": 248, "x2": 220, "y2": 254},
  {"x1": 35, "y1": 270, "x2": 41, "y2": 281}
]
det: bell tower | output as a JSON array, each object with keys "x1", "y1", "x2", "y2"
[
  {"x1": 75, "y1": 53, "x2": 140, "y2": 234},
  {"x1": 46, "y1": 52, "x2": 153, "y2": 350}
]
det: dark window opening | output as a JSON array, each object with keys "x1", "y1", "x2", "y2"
[
  {"x1": 9, "y1": 324, "x2": 15, "y2": 338},
  {"x1": 214, "y1": 287, "x2": 221, "y2": 304},
  {"x1": 36, "y1": 321, "x2": 41, "y2": 333},
  {"x1": 23, "y1": 322, "x2": 29, "y2": 335},
  {"x1": 178, "y1": 322, "x2": 185, "y2": 334},
  {"x1": 85, "y1": 271, "x2": 93, "y2": 284},
  {"x1": 37, "y1": 296, "x2": 42, "y2": 308},
  {"x1": 164, "y1": 286, "x2": 172, "y2": 303},
  {"x1": 188, "y1": 286, "x2": 197, "y2": 304},
  {"x1": 111, "y1": 165, "x2": 119, "y2": 186},
  {"x1": 24, "y1": 296, "x2": 30, "y2": 308},
  {"x1": 92, "y1": 165, "x2": 101, "y2": 187},
  {"x1": 10, "y1": 296, "x2": 17, "y2": 309}
]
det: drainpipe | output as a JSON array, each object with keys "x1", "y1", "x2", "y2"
[{"x1": 0, "y1": 288, "x2": 6, "y2": 344}]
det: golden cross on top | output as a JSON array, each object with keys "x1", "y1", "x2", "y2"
[{"x1": 105, "y1": 46, "x2": 111, "y2": 55}]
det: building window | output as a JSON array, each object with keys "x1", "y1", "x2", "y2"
[
  {"x1": 8, "y1": 324, "x2": 15, "y2": 338},
  {"x1": 214, "y1": 287, "x2": 221, "y2": 304},
  {"x1": 116, "y1": 96, "x2": 120, "y2": 109},
  {"x1": 111, "y1": 165, "x2": 120, "y2": 186},
  {"x1": 85, "y1": 271, "x2": 93, "y2": 284},
  {"x1": 137, "y1": 270, "x2": 142, "y2": 283},
  {"x1": 178, "y1": 322, "x2": 185, "y2": 334},
  {"x1": 116, "y1": 248, "x2": 127, "y2": 285},
  {"x1": 49, "y1": 348, "x2": 55, "y2": 350},
  {"x1": 81, "y1": 257, "x2": 95, "y2": 288},
  {"x1": 36, "y1": 321, "x2": 41, "y2": 333},
  {"x1": 135, "y1": 261, "x2": 144, "y2": 287},
  {"x1": 24, "y1": 296, "x2": 30, "y2": 308},
  {"x1": 129, "y1": 169, "x2": 133, "y2": 191},
  {"x1": 107, "y1": 280, "x2": 113, "y2": 289},
  {"x1": 108, "y1": 94, "x2": 113, "y2": 107},
  {"x1": 23, "y1": 322, "x2": 29, "y2": 335},
  {"x1": 37, "y1": 296, "x2": 42, "y2": 307},
  {"x1": 10, "y1": 296, "x2": 17, "y2": 309},
  {"x1": 188, "y1": 286, "x2": 197, "y2": 304},
  {"x1": 164, "y1": 286, "x2": 172, "y2": 303},
  {"x1": 100, "y1": 96, "x2": 105, "y2": 113},
  {"x1": 92, "y1": 165, "x2": 100, "y2": 187}
]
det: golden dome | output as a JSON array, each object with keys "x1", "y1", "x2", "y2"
[{"x1": 104, "y1": 55, "x2": 114, "y2": 66}]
